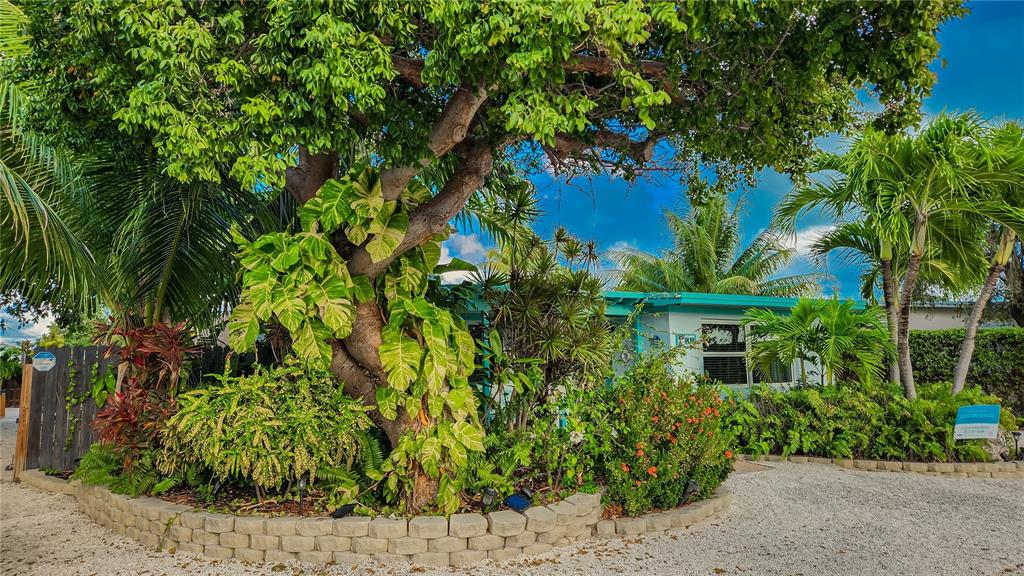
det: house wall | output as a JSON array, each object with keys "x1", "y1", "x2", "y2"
[{"x1": 631, "y1": 309, "x2": 823, "y2": 395}]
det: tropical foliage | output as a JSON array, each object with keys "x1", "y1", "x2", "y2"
[
  {"x1": 743, "y1": 297, "x2": 895, "y2": 387},
  {"x1": 613, "y1": 193, "x2": 820, "y2": 297},
  {"x1": 727, "y1": 382, "x2": 1018, "y2": 463},
  {"x1": 777, "y1": 114, "x2": 1024, "y2": 398},
  {"x1": 158, "y1": 362, "x2": 374, "y2": 504}
]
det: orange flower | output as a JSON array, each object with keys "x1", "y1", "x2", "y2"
[
  {"x1": 724, "y1": 450, "x2": 733, "y2": 459},
  {"x1": 636, "y1": 449, "x2": 645, "y2": 457},
  {"x1": 635, "y1": 480, "x2": 642, "y2": 487},
  {"x1": 647, "y1": 466, "x2": 657, "y2": 477},
  {"x1": 707, "y1": 431, "x2": 714, "y2": 438},
  {"x1": 621, "y1": 463, "x2": 630, "y2": 473},
  {"x1": 652, "y1": 415, "x2": 659, "y2": 423},
  {"x1": 704, "y1": 406, "x2": 712, "y2": 416}
]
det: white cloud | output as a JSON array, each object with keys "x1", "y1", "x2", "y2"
[
  {"x1": 781, "y1": 224, "x2": 836, "y2": 258},
  {"x1": 0, "y1": 312, "x2": 53, "y2": 346},
  {"x1": 446, "y1": 233, "x2": 488, "y2": 263},
  {"x1": 437, "y1": 236, "x2": 480, "y2": 285}
]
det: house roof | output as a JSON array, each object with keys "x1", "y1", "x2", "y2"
[{"x1": 603, "y1": 291, "x2": 867, "y2": 317}]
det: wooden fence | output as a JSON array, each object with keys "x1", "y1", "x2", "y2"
[{"x1": 19, "y1": 346, "x2": 117, "y2": 472}]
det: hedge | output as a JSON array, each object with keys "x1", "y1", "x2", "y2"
[{"x1": 909, "y1": 328, "x2": 1024, "y2": 414}]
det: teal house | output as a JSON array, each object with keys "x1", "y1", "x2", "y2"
[{"x1": 604, "y1": 291, "x2": 866, "y2": 394}]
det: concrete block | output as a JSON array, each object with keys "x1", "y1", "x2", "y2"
[
  {"x1": 489, "y1": 546, "x2": 521, "y2": 561},
  {"x1": 408, "y1": 516, "x2": 448, "y2": 539},
  {"x1": 333, "y1": 516, "x2": 370, "y2": 537},
  {"x1": 204, "y1": 514, "x2": 235, "y2": 533},
  {"x1": 615, "y1": 516, "x2": 646, "y2": 535},
  {"x1": 264, "y1": 550, "x2": 297, "y2": 562},
  {"x1": 468, "y1": 533, "x2": 503, "y2": 551},
  {"x1": 646, "y1": 513, "x2": 672, "y2": 532},
  {"x1": 854, "y1": 459, "x2": 877, "y2": 471},
  {"x1": 595, "y1": 520, "x2": 616, "y2": 536},
  {"x1": 537, "y1": 525, "x2": 566, "y2": 543},
  {"x1": 389, "y1": 536, "x2": 428, "y2": 555},
  {"x1": 352, "y1": 537, "x2": 388, "y2": 554},
  {"x1": 191, "y1": 529, "x2": 219, "y2": 546},
  {"x1": 553, "y1": 537, "x2": 570, "y2": 547},
  {"x1": 179, "y1": 511, "x2": 207, "y2": 530},
  {"x1": 969, "y1": 471, "x2": 991, "y2": 478},
  {"x1": 368, "y1": 517, "x2": 407, "y2": 539},
  {"x1": 808, "y1": 457, "x2": 832, "y2": 465},
  {"x1": 265, "y1": 517, "x2": 297, "y2": 536},
  {"x1": 523, "y1": 506, "x2": 557, "y2": 532},
  {"x1": 955, "y1": 462, "x2": 979, "y2": 473},
  {"x1": 232, "y1": 516, "x2": 265, "y2": 535},
  {"x1": 505, "y1": 530, "x2": 537, "y2": 547},
  {"x1": 177, "y1": 542, "x2": 204, "y2": 556},
  {"x1": 880, "y1": 461, "x2": 903, "y2": 472},
  {"x1": 448, "y1": 513, "x2": 488, "y2": 537},
  {"x1": 928, "y1": 462, "x2": 955, "y2": 473},
  {"x1": 523, "y1": 542, "x2": 553, "y2": 555},
  {"x1": 250, "y1": 534, "x2": 280, "y2": 551},
  {"x1": 450, "y1": 548, "x2": 487, "y2": 566},
  {"x1": 546, "y1": 501, "x2": 578, "y2": 525},
  {"x1": 788, "y1": 455, "x2": 808, "y2": 463},
  {"x1": 834, "y1": 459, "x2": 856, "y2": 469},
  {"x1": 487, "y1": 510, "x2": 526, "y2": 536},
  {"x1": 411, "y1": 551, "x2": 449, "y2": 567},
  {"x1": 296, "y1": 518, "x2": 332, "y2": 537},
  {"x1": 234, "y1": 548, "x2": 264, "y2": 563},
  {"x1": 296, "y1": 550, "x2": 332, "y2": 563},
  {"x1": 203, "y1": 544, "x2": 233, "y2": 559},
  {"x1": 905, "y1": 462, "x2": 928, "y2": 473},
  {"x1": 280, "y1": 535, "x2": 316, "y2": 553},
  {"x1": 137, "y1": 532, "x2": 160, "y2": 549},
  {"x1": 219, "y1": 532, "x2": 249, "y2": 549},
  {"x1": 316, "y1": 535, "x2": 351, "y2": 552},
  {"x1": 429, "y1": 536, "x2": 467, "y2": 552}
]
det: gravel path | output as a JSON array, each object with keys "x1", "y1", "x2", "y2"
[{"x1": 2, "y1": 409, "x2": 1023, "y2": 576}]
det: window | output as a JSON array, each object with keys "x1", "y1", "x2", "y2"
[
  {"x1": 701, "y1": 323, "x2": 749, "y2": 386},
  {"x1": 700, "y1": 322, "x2": 795, "y2": 387}
]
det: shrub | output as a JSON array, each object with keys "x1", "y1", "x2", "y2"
[
  {"x1": 602, "y1": 350, "x2": 735, "y2": 516},
  {"x1": 158, "y1": 362, "x2": 374, "y2": 502},
  {"x1": 728, "y1": 382, "x2": 1018, "y2": 462},
  {"x1": 910, "y1": 328, "x2": 1024, "y2": 414}
]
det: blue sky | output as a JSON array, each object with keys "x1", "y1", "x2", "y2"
[
  {"x1": 454, "y1": 0, "x2": 1024, "y2": 299},
  {"x1": 3, "y1": 2, "x2": 1023, "y2": 345}
]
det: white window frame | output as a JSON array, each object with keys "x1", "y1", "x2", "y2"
[{"x1": 700, "y1": 319, "x2": 752, "y2": 387}]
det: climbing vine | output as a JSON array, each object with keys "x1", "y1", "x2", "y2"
[
  {"x1": 228, "y1": 162, "x2": 484, "y2": 513},
  {"x1": 63, "y1": 360, "x2": 117, "y2": 451}
]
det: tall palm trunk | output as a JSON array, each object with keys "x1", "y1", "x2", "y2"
[
  {"x1": 952, "y1": 230, "x2": 1016, "y2": 394},
  {"x1": 880, "y1": 257, "x2": 901, "y2": 384},
  {"x1": 897, "y1": 252, "x2": 923, "y2": 400}
]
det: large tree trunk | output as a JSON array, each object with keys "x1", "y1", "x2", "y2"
[
  {"x1": 952, "y1": 263, "x2": 1003, "y2": 394},
  {"x1": 897, "y1": 252, "x2": 922, "y2": 400},
  {"x1": 285, "y1": 137, "x2": 494, "y2": 513},
  {"x1": 880, "y1": 258, "x2": 901, "y2": 385}
]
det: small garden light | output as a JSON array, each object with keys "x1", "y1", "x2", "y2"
[
  {"x1": 330, "y1": 503, "x2": 356, "y2": 519},
  {"x1": 297, "y1": 477, "x2": 307, "y2": 515},
  {"x1": 481, "y1": 487, "x2": 498, "y2": 512}
]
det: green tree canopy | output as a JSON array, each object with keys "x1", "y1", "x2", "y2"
[{"x1": 4, "y1": 0, "x2": 965, "y2": 512}]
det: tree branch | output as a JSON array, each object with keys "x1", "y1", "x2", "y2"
[
  {"x1": 391, "y1": 55, "x2": 425, "y2": 88},
  {"x1": 564, "y1": 54, "x2": 692, "y2": 105},
  {"x1": 284, "y1": 149, "x2": 337, "y2": 205},
  {"x1": 349, "y1": 141, "x2": 494, "y2": 277},
  {"x1": 548, "y1": 131, "x2": 659, "y2": 166},
  {"x1": 380, "y1": 86, "x2": 489, "y2": 200}
]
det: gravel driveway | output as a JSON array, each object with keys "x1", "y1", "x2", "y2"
[{"x1": 2, "y1": 409, "x2": 1022, "y2": 576}]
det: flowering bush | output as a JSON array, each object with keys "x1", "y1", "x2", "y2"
[{"x1": 603, "y1": 350, "x2": 735, "y2": 515}]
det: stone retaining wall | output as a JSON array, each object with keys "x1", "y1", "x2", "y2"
[
  {"x1": 19, "y1": 470, "x2": 732, "y2": 567},
  {"x1": 739, "y1": 454, "x2": 1024, "y2": 479}
]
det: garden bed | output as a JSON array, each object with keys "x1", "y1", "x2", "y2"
[{"x1": 18, "y1": 469, "x2": 733, "y2": 567}]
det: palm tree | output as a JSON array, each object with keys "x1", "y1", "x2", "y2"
[
  {"x1": 744, "y1": 297, "x2": 894, "y2": 387},
  {"x1": 776, "y1": 113, "x2": 1021, "y2": 399},
  {"x1": 613, "y1": 193, "x2": 821, "y2": 297},
  {"x1": 952, "y1": 121, "x2": 1024, "y2": 394}
]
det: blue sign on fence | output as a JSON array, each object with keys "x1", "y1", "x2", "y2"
[
  {"x1": 32, "y1": 351, "x2": 57, "y2": 372},
  {"x1": 953, "y1": 404, "x2": 1001, "y2": 440}
]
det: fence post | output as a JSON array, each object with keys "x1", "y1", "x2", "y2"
[{"x1": 13, "y1": 361, "x2": 33, "y2": 481}]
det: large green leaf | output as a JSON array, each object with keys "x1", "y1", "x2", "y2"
[
  {"x1": 293, "y1": 319, "x2": 333, "y2": 369},
  {"x1": 419, "y1": 436, "x2": 442, "y2": 477},
  {"x1": 375, "y1": 387, "x2": 399, "y2": 420},
  {"x1": 379, "y1": 331, "x2": 422, "y2": 392},
  {"x1": 451, "y1": 421, "x2": 485, "y2": 452},
  {"x1": 366, "y1": 201, "x2": 408, "y2": 263},
  {"x1": 272, "y1": 290, "x2": 306, "y2": 332},
  {"x1": 227, "y1": 302, "x2": 260, "y2": 352}
]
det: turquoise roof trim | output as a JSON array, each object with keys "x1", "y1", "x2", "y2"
[{"x1": 603, "y1": 291, "x2": 866, "y2": 316}]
